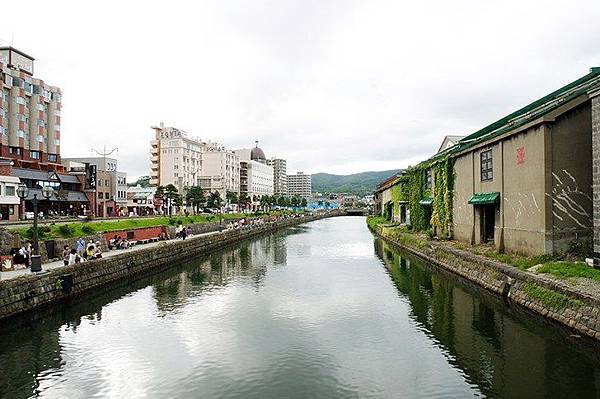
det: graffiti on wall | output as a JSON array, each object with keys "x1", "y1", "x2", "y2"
[{"x1": 547, "y1": 169, "x2": 592, "y2": 229}]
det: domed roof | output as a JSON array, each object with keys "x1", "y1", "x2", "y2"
[{"x1": 250, "y1": 145, "x2": 266, "y2": 161}]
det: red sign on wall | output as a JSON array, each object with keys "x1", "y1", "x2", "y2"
[{"x1": 516, "y1": 147, "x2": 525, "y2": 165}]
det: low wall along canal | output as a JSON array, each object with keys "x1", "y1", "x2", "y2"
[
  {"x1": 0, "y1": 211, "x2": 342, "y2": 321},
  {"x1": 369, "y1": 223, "x2": 600, "y2": 341}
]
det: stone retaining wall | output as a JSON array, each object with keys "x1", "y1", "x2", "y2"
[
  {"x1": 0, "y1": 211, "x2": 343, "y2": 321},
  {"x1": 371, "y1": 224, "x2": 600, "y2": 340}
]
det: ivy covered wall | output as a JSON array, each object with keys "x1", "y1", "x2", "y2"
[{"x1": 389, "y1": 155, "x2": 455, "y2": 237}]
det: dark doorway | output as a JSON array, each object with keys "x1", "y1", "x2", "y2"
[
  {"x1": 385, "y1": 202, "x2": 393, "y2": 221},
  {"x1": 0, "y1": 206, "x2": 8, "y2": 220},
  {"x1": 481, "y1": 206, "x2": 496, "y2": 242},
  {"x1": 400, "y1": 205, "x2": 406, "y2": 224},
  {"x1": 424, "y1": 206, "x2": 432, "y2": 229}
]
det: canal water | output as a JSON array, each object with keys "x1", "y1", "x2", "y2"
[{"x1": 1, "y1": 216, "x2": 600, "y2": 398}]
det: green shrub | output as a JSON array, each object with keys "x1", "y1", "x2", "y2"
[
  {"x1": 426, "y1": 228, "x2": 434, "y2": 239},
  {"x1": 24, "y1": 226, "x2": 51, "y2": 239},
  {"x1": 566, "y1": 237, "x2": 593, "y2": 260},
  {"x1": 168, "y1": 217, "x2": 177, "y2": 226},
  {"x1": 58, "y1": 224, "x2": 74, "y2": 237},
  {"x1": 81, "y1": 225, "x2": 95, "y2": 235}
]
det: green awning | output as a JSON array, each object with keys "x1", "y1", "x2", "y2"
[
  {"x1": 468, "y1": 192, "x2": 500, "y2": 205},
  {"x1": 419, "y1": 198, "x2": 433, "y2": 206}
]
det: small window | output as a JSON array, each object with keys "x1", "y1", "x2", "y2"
[
  {"x1": 9, "y1": 147, "x2": 21, "y2": 155},
  {"x1": 481, "y1": 149, "x2": 493, "y2": 181},
  {"x1": 99, "y1": 192, "x2": 103, "y2": 199},
  {"x1": 5, "y1": 186, "x2": 15, "y2": 196},
  {"x1": 48, "y1": 154, "x2": 57, "y2": 162},
  {"x1": 425, "y1": 169, "x2": 432, "y2": 190},
  {"x1": 30, "y1": 151, "x2": 40, "y2": 159},
  {"x1": 12, "y1": 77, "x2": 23, "y2": 88}
]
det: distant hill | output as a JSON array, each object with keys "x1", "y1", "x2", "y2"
[{"x1": 311, "y1": 170, "x2": 401, "y2": 195}]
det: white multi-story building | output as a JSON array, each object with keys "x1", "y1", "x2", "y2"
[
  {"x1": 267, "y1": 158, "x2": 287, "y2": 196},
  {"x1": 150, "y1": 123, "x2": 205, "y2": 191},
  {"x1": 234, "y1": 144, "x2": 274, "y2": 204},
  {"x1": 198, "y1": 141, "x2": 240, "y2": 197},
  {"x1": 287, "y1": 172, "x2": 312, "y2": 198}
]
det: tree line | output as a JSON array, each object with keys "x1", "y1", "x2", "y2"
[{"x1": 153, "y1": 184, "x2": 308, "y2": 214}]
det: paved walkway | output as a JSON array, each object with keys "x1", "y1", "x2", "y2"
[{"x1": 0, "y1": 230, "x2": 221, "y2": 282}]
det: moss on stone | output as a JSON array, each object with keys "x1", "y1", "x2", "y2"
[{"x1": 523, "y1": 282, "x2": 584, "y2": 311}]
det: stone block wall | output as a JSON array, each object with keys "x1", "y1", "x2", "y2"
[
  {"x1": 371, "y1": 224, "x2": 600, "y2": 340},
  {"x1": 592, "y1": 92, "x2": 600, "y2": 257}
]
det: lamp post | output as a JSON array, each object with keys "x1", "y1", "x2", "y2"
[
  {"x1": 219, "y1": 204, "x2": 223, "y2": 231},
  {"x1": 17, "y1": 184, "x2": 54, "y2": 272}
]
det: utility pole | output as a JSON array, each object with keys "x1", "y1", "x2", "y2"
[{"x1": 91, "y1": 145, "x2": 118, "y2": 170}]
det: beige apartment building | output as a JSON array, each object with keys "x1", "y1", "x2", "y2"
[
  {"x1": 267, "y1": 158, "x2": 287, "y2": 195},
  {"x1": 0, "y1": 47, "x2": 62, "y2": 168},
  {"x1": 150, "y1": 123, "x2": 205, "y2": 191},
  {"x1": 287, "y1": 172, "x2": 312, "y2": 198},
  {"x1": 198, "y1": 142, "x2": 240, "y2": 197}
]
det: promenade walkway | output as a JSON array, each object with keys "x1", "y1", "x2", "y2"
[{"x1": 0, "y1": 230, "x2": 221, "y2": 282}]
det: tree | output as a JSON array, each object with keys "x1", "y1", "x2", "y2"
[
  {"x1": 128, "y1": 175, "x2": 150, "y2": 188},
  {"x1": 155, "y1": 185, "x2": 165, "y2": 200},
  {"x1": 185, "y1": 186, "x2": 205, "y2": 214},
  {"x1": 238, "y1": 193, "x2": 250, "y2": 211},
  {"x1": 277, "y1": 195, "x2": 286, "y2": 207},
  {"x1": 226, "y1": 191, "x2": 238, "y2": 205},
  {"x1": 301, "y1": 198, "x2": 307, "y2": 207},
  {"x1": 206, "y1": 191, "x2": 223, "y2": 209},
  {"x1": 164, "y1": 184, "x2": 180, "y2": 215},
  {"x1": 291, "y1": 196, "x2": 301, "y2": 207},
  {"x1": 260, "y1": 195, "x2": 270, "y2": 210}
]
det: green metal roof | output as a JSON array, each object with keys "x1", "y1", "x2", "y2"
[
  {"x1": 454, "y1": 68, "x2": 600, "y2": 153},
  {"x1": 413, "y1": 68, "x2": 600, "y2": 168},
  {"x1": 419, "y1": 197, "x2": 433, "y2": 206},
  {"x1": 468, "y1": 192, "x2": 500, "y2": 205}
]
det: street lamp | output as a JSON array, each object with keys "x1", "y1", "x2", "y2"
[{"x1": 17, "y1": 184, "x2": 54, "y2": 272}]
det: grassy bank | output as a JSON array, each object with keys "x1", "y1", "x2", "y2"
[
  {"x1": 19, "y1": 211, "x2": 301, "y2": 240},
  {"x1": 366, "y1": 216, "x2": 598, "y2": 282}
]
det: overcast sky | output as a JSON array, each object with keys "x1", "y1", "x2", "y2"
[{"x1": 2, "y1": 0, "x2": 600, "y2": 180}]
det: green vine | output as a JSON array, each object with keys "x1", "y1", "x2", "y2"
[{"x1": 388, "y1": 155, "x2": 455, "y2": 236}]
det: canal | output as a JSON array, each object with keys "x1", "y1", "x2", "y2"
[{"x1": 1, "y1": 216, "x2": 600, "y2": 398}]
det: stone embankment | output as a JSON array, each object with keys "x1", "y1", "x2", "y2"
[
  {"x1": 0, "y1": 211, "x2": 343, "y2": 321},
  {"x1": 370, "y1": 224, "x2": 600, "y2": 341}
]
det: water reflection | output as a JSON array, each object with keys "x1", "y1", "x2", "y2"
[
  {"x1": 0, "y1": 229, "x2": 292, "y2": 399},
  {"x1": 374, "y1": 238, "x2": 600, "y2": 398},
  {"x1": 2, "y1": 218, "x2": 600, "y2": 398}
]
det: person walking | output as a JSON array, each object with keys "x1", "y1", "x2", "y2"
[
  {"x1": 68, "y1": 248, "x2": 83, "y2": 265},
  {"x1": 76, "y1": 237, "x2": 85, "y2": 256},
  {"x1": 62, "y1": 245, "x2": 70, "y2": 266}
]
